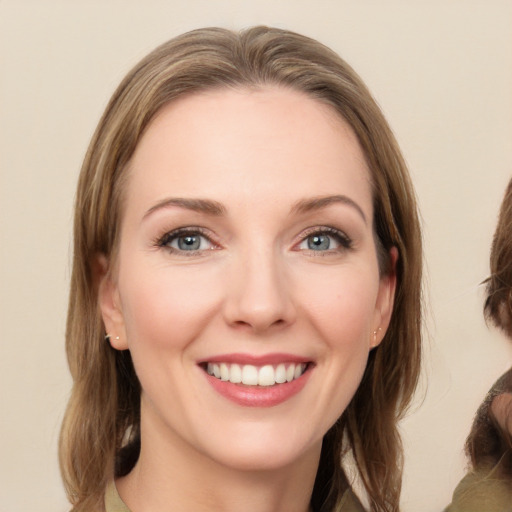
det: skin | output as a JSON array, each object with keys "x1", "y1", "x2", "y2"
[
  {"x1": 491, "y1": 392, "x2": 512, "y2": 434},
  {"x1": 99, "y1": 86, "x2": 397, "y2": 512}
]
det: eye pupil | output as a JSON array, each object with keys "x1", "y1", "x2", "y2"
[
  {"x1": 178, "y1": 235, "x2": 200, "y2": 250},
  {"x1": 308, "y1": 235, "x2": 330, "y2": 250}
]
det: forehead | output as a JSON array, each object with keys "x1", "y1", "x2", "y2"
[{"x1": 124, "y1": 86, "x2": 373, "y2": 216}]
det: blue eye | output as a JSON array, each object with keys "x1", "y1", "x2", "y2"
[
  {"x1": 298, "y1": 229, "x2": 351, "y2": 252},
  {"x1": 176, "y1": 235, "x2": 201, "y2": 250},
  {"x1": 159, "y1": 230, "x2": 214, "y2": 253},
  {"x1": 306, "y1": 234, "x2": 332, "y2": 251}
]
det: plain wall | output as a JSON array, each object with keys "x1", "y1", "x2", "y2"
[{"x1": 1, "y1": 1, "x2": 511, "y2": 511}]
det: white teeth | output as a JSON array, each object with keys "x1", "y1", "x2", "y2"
[
  {"x1": 275, "y1": 363, "x2": 287, "y2": 384},
  {"x1": 242, "y1": 365, "x2": 259, "y2": 385},
  {"x1": 258, "y1": 365, "x2": 275, "y2": 386},
  {"x1": 206, "y1": 362, "x2": 307, "y2": 386},
  {"x1": 229, "y1": 363, "x2": 242, "y2": 384},
  {"x1": 220, "y1": 363, "x2": 229, "y2": 381}
]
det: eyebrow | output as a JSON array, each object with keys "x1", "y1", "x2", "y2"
[
  {"x1": 143, "y1": 197, "x2": 226, "y2": 219},
  {"x1": 291, "y1": 195, "x2": 367, "y2": 224},
  {"x1": 143, "y1": 194, "x2": 366, "y2": 223}
]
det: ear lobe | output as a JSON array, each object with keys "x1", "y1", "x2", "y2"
[
  {"x1": 371, "y1": 247, "x2": 398, "y2": 349},
  {"x1": 96, "y1": 253, "x2": 128, "y2": 351}
]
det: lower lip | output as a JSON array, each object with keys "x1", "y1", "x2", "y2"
[{"x1": 204, "y1": 368, "x2": 312, "y2": 407}]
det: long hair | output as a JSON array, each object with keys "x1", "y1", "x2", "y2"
[
  {"x1": 484, "y1": 178, "x2": 512, "y2": 338},
  {"x1": 59, "y1": 26, "x2": 422, "y2": 512},
  {"x1": 465, "y1": 178, "x2": 512, "y2": 476}
]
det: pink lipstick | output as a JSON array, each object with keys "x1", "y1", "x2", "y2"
[{"x1": 199, "y1": 353, "x2": 313, "y2": 407}]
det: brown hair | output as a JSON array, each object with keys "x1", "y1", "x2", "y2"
[
  {"x1": 59, "y1": 26, "x2": 422, "y2": 512},
  {"x1": 465, "y1": 178, "x2": 512, "y2": 476},
  {"x1": 484, "y1": 178, "x2": 512, "y2": 337}
]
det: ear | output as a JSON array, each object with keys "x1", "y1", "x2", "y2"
[
  {"x1": 95, "y1": 254, "x2": 128, "y2": 351},
  {"x1": 371, "y1": 247, "x2": 398, "y2": 349}
]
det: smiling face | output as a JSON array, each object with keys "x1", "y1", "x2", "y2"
[{"x1": 99, "y1": 86, "x2": 396, "y2": 473}]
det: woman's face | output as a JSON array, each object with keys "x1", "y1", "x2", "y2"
[{"x1": 100, "y1": 86, "x2": 396, "y2": 472}]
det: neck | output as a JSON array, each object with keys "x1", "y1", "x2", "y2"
[{"x1": 116, "y1": 407, "x2": 320, "y2": 512}]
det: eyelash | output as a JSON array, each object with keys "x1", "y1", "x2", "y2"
[
  {"x1": 154, "y1": 226, "x2": 352, "y2": 256},
  {"x1": 296, "y1": 226, "x2": 353, "y2": 253},
  {"x1": 155, "y1": 227, "x2": 217, "y2": 256}
]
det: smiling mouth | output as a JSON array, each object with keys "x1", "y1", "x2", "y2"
[{"x1": 203, "y1": 362, "x2": 309, "y2": 387}]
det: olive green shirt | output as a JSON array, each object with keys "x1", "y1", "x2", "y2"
[
  {"x1": 443, "y1": 465, "x2": 512, "y2": 512},
  {"x1": 104, "y1": 481, "x2": 366, "y2": 512},
  {"x1": 444, "y1": 368, "x2": 512, "y2": 512}
]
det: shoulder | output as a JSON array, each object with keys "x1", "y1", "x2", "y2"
[{"x1": 445, "y1": 465, "x2": 512, "y2": 512}]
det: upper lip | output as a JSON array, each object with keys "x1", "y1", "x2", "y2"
[{"x1": 197, "y1": 353, "x2": 312, "y2": 366}]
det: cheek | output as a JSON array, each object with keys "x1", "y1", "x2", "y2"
[
  {"x1": 118, "y1": 262, "x2": 223, "y2": 351},
  {"x1": 295, "y1": 271, "x2": 379, "y2": 430},
  {"x1": 296, "y1": 265, "x2": 379, "y2": 344}
]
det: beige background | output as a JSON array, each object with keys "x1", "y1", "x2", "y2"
[{"x1": 1, "y1": 1, "x2": 511, "y2": 511}]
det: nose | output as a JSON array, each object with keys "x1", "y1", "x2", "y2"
[{"x1": 222, "y1": 247, "x2": 296, "y2": 334}]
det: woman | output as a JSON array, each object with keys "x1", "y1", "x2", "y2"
[
  {"x1": 59, "y1": 26, "x2": 422, "y2": 512},
  {"x1": 446, "y1": 179, "x2": 512, "y2": 512}
]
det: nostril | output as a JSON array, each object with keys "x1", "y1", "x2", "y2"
[{"x1": 230, "y1": 316, "x2": 288, "y2": 333}]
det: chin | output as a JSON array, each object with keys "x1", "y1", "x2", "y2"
[{"x1": 199, "y1": 429, "x2": 321, "y2": 473}]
